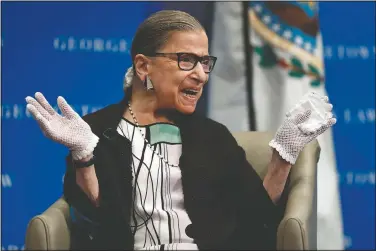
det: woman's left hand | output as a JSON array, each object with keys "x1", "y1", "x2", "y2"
[{"x1": 269, "y1": 93, "x2": 336, "y2": 165}]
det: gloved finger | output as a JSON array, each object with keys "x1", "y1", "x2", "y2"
[
  {"x1": 286, "y1": 104, "x2": 301, "y2": 117},
  {"x1": 327, "y1": 117, "x2": 337, "y2": 127},
  {"x1": 26, "y1": 104, "x2": 53, "y2": 136},
  {"x1": 286, "y1": 107, "x2": 297, "y2": 117},
  {"x1": 316, "y1": 118, "x2": 337, "y2": 135},
  {"x1": 293, "y1": 109, "x2": 312, "y2": 124},
  {"x1": 25, "y1": 96, "x2": 52, "y2": 121},
  {"x1": 35, "y1": 92, "x2": 56, "y2": 116},
  {"x1": 324, "y1": 103, "x2": 333, "y2": 111},
  {"x1": 321, "y1": 95, "x2": 329, "y2": 102},
  {"x1": 297, "y1": 123, "x2": 317, "y2": 135},
  {"x1": 325, "y1": 112, "x2": 334, "y2": 120},
  {"x1": 57, "y1": 96, "x2": 79, "y2": 119}
]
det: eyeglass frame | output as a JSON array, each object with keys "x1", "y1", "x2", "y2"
[{"x1": 146, "y1": 52, "x2": 217, "y2": 73}]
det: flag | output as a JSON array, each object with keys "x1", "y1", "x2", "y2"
[{"x1": 208, "y1": 2, "x2": 344, "y2": 249}]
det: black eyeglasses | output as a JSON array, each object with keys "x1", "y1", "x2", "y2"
[{"x1": 148, "y1": 52, "x2": 217, "y2": 73}]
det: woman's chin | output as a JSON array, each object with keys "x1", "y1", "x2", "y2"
[
  {"x1": 176, "y1": 94, "x2": 199, "y2": 114},
  {"x1": 176, "y1": 105, "x2": 196, "y2": 114},
  {"x1": 175, "y1": 102, "x2": 197, "y2": 114}
]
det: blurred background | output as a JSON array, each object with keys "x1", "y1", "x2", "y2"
[{"x1": 1, "y1": 1, "x2": 375, "y2": 250}]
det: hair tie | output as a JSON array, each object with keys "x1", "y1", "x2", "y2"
[{"x1": 123, "y1": 66, "x2": 134, "y2": 90}]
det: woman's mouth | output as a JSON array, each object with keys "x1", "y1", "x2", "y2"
[{"x1": 181, "y1": 88, "x2": 199, "y2": 99}]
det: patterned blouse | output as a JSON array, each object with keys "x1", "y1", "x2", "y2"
[{"x1": 117, "y1": 118, "x2": 198, "y2": 250}]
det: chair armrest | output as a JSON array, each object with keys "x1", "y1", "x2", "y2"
[
  {"x1": 25, "y1": 198, "x2": 71, "y2": 250},
  {"x1": 276, "y1": 140, "x2": 320, "y2": 250}
]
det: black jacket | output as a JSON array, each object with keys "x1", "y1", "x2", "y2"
[{"x1": 63, "y1": 97, "x2": 286, "y2": 250}]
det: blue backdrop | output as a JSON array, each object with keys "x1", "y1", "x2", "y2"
[
  {"x1": 1, "y1": 2, "x2": 375, "y2": 250},
  {"x1": 1, "y1": 2, "x2": 164, "y2": 249},
  {"x1": 319, "y1": 2, "x2": 375, "y2": 249}
]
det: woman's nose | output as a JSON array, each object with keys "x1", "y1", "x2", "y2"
[{"x1": 191, "y1": 62, "x2": 207, "y2": 82}]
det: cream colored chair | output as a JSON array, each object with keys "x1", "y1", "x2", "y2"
[{"x1": 25, "y1": 131, "x2": 319, "y2": 250}]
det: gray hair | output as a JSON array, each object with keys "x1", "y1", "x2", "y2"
[{"x1": 123, "y1": 10, "x2": 205, "y2": 90}]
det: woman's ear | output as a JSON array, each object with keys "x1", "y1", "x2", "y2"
[{"x1": 134, "y1": 54, "x2": 150, "y2": 81}]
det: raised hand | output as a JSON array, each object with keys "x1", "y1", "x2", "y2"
[
  {"x1": 26, "y1": 92, "x2": 99, "y2": 160},
  {"x1": 269, "y1": 92, "x2": 336, "y2": 164}
]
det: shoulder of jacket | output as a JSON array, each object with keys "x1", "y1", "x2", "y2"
[
  {"x1": 81, "y1": 102, "x2": 123, "y2": 133},
  {"x1": 190, "y1": 114, "x2": 233, "y2": 138},
  {"x1": 82, "y1": 104, "x2": 115, "y2": 121}
]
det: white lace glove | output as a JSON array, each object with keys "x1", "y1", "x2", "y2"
[
  {"x1": 269, "y1": 92, "x2": 337, "y2": 164},
  {"x1": 25, "y1": 92, "x2": 99, "y2": 160}
]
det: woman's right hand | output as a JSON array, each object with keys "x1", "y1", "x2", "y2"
[{"x1": 26, "y1": 92, "x2": 99, "y2": 161}]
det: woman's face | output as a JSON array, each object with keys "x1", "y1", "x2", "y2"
[{"x1": 147, "y1": 30, "x2": 210, "y2": 114}]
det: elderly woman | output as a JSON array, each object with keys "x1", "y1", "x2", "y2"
[{"x1": 26, "y1": 10, "x2": 335, "y2": 250}]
